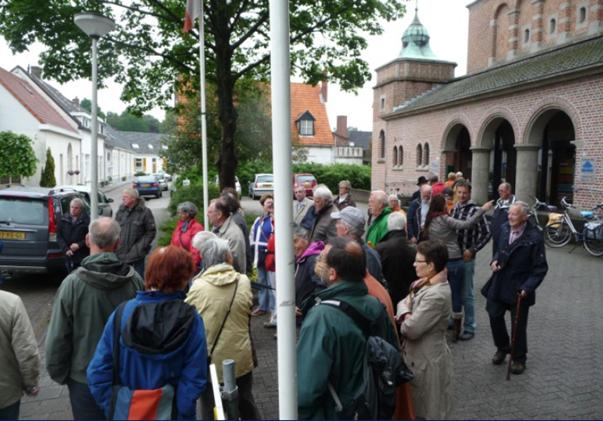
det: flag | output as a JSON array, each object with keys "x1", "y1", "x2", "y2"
[{"x1": 183, "y1": 0, "x2": 201, "y2": 32}]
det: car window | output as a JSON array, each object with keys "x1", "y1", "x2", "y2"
[
  {"x1": 0, "y1": 198, "x2": 46, "y2": 225},
  {"x1": 296, "y1": 175, "x2": 316, "y2": 183},
  {"x1": 60, "y1": 196, "x2": 72, "y2": 214},
  {"x1": 137, "y1": 176, "x2": 156, "y2": 182},
  {"x1": 257, "y1": 175, "x2": 273, "y2": 183}
]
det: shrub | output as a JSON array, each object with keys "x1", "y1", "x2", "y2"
[
  {"x1": 157, "y1": 215, "x2": 179, "y2": 247},
  {"x1": 168, "y1": 181, "x2": 220, "y2": 216},
  {"x1": 40, "y1": 149, "x2": 57, "y2": 187},
  {"x1": 292, "y1": 163, "x2": 370, "y2": 192},
  {"x1": 134, "y1": 171, "x2": 146, "y2": 176}
]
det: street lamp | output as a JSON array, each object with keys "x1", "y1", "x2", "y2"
[{"x1": 74, "y1": 12, "x2": 114, "y2": 219}]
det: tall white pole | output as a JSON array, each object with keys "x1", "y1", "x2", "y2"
[
  {"x1": 90, "y1": 37, "x2": 99, "y2": 219},
  {"x1": 269, "y1": 0, "x2": 297, "y2": 418},
  {"x1": 199, "y1": 2, "x2": 209, "y2": 230}
]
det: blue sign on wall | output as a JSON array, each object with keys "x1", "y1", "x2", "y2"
[{"x1": 580, "y1": 159, "x2": 595, "y2": 183}]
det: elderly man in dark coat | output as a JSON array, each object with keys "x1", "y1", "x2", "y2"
[
  {"x1": 376, "y1": 212, "x2": 416, "y2": 307},
  {"x1": 483, "y1": 201, "x2": 547, "y2": 375},
  {"x1": 57, "y1": 197, "x2": 90, "y2": 272}
]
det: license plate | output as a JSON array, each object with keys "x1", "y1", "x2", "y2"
[
  {"x1": 142, "y1": 183, "x2": 151, "y2": 188},
  {"x1": 0, "y1": 231, "x2": 26, "y2": 240}
]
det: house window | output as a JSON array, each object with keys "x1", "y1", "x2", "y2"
[
  {"x1": 423, "y1": 143, "x2": 430, "y2": 166},
  {"x1": 380, "y1": 96, "x2": 385, "y2": 110},
  {"x1": 579, "y1": 6, "x2": 586, "y2": 23},
  {"x1": 393, "y1": 146, "x2": 398, "y2": 166},
  {"x1": 135, "y1": 158, "x2": 143, "y2": 169},
  {"x1": 379, "y1": 130, "x2": 385, "y2": 159},
  {"x1": 549, "y1": 18, "x2": 556, "y2": 34},
  {"x1": 524, "y1": 29, "x2": 530, "y2": 43},
  {"x1": 299, "y1": 120, "x2": 314, "y2": 136},
  {"x1": 398, "y1": 146, "x2": 404, "y2": 166},
  {"x1": 416, "y1": 144, "x2": 422, "y2": 167}
]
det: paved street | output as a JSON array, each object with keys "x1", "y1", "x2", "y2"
[{"x1": 2, "y1": 191, "x2": 602, "y2": 418}]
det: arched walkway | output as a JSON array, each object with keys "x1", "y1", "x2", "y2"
[
  {"x1": 526, "y1": 109, "x2": 576, "y2": 205},
  {"x1": 442, "y1": 124, "x2": 472, "y2": 180}
]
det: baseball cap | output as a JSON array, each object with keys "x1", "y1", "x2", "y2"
[
  {"x1": 417, "y1": 176, "x2": 428, "y2": 185},
  {"x1": 331, "y1": 206, "x2": 365, "y2": 229}
]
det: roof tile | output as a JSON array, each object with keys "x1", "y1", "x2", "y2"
[{"x1": 290, "y1": 83, "x2": 333, "y2": 146}]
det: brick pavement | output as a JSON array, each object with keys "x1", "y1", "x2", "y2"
[{"x1": 4, "y1": 245, "x2": 603, "y2": 419}]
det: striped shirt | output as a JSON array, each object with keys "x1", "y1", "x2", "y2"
[{"x1": 452, "y1": 200, "x2": 491, "y2": 255}]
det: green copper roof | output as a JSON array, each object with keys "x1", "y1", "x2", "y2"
[{"x1": 400, "y1": 11, "x2": 438, "y2": 60}]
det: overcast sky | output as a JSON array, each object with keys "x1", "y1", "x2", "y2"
[{"x1": 0, "y1": 0, "x2": 471, "y2": 131}]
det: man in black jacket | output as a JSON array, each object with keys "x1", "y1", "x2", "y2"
[
  {"x1": 375, "y1": 212, "x2": 416, "y2": 307},
  {"x1": 484, "y1": 202, "x2": 547, "y2": 375},
  {"x1": 115, "y1": 188, "x2": 156, "y2": 277},
  {"x1": 57, "y1": 198, "x2": 90, "y2": 272}
]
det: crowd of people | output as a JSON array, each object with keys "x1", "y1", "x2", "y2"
[{"x1": 0, "y1": 174, "x2": 548, "y2": 420}]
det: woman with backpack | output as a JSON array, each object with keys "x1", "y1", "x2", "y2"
[{"x1": 87, "y1": 246, "x2": 208, "y2": 420}]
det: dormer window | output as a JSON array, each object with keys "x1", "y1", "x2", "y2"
[
  {"x1": 132, "y1": 143, "x2": 140, "y2": 149},
  {"x1": 296, "y1": 111, "x2": 315, "y2": 136},
  {"x1": 148, "y1": 144, "x2": 154, "y2": 150}
]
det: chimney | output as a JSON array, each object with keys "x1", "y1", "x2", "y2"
[
  {"x1": 72, "y1": 97, "x2": 80, "y2": 107},
  {"x1": 336, "y1": 115, "x2": 348, "y2": 139},
  {"x1": 29, "y1": 66, "x2": 42, "y2": 78},
  {"x1": 320, "y1": 80, "x2": 328, "y2": 103}
]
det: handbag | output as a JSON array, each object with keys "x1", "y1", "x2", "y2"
[{"x1": 209, "y1": 278, "x2": 239, "y2": 362}]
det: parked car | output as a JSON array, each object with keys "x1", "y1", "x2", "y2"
[
  {"x1": 152, "y1": 173, "x2": 169, "y2": 191},
  {"x1": 133, "y1": 175, "x2": 162, "y2": 198},
  {"x1": 248, "y1": 174, "x2": 274, "y2": 199},
  {"x1": 157, "y1": 170, "x2": 172, "y2": 182},
  {"x1": 214, "y1": 175, "x2": 242, "y2": 197},
  {"x1": 293, "y1": 173, "x2": 317, "y2": 198},
  {"x1": 0, "y1": 186, "x2": 90, "y2": 275},
  {"x1": 55, "y1": 185, "x2": 114, "y2": 217}
]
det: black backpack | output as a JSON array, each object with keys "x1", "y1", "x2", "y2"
[{"x1": 320, "y1": 299, "x2": 414, "y2": 419}]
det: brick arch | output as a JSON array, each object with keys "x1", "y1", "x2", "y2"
[
  {"x1": 522, "y1": 96, "x2": 582, "y2": 146},
  {"x1": 440, "y1": 115, "x2": 473, "y2": 151},
  {"x1": 475, "y1": 107, "x2": 519, "y2": 149}
]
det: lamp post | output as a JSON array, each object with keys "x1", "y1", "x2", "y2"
[{"x1": 74, "y1": 12, "x2": 114, "y2": 219}]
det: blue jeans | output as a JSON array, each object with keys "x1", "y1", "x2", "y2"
[
  {"x1": 446, "y1": 259, "x2": 464, "y2": 316},
  {"x1": 0, "y1": 400, "x2": 19, "y2": 420},
  {"x1": 462, "y1": 259, "x2": 476, "y2": 333},
  {"x1": 67, "y1": 379, "x2": 105, "y2": 420},
  {"x1": 257, "y1": 267, "x2": 273, "y2": 312}
]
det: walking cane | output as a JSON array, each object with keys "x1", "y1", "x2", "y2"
[{"x1": 506, "y1": 293, "x2": 523, "y2": 381}]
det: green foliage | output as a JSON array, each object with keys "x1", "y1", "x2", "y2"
[
  {"x1": 134, "y1": 171, "x2": 147, "y2": 176},
  {"x1": 0, "y1": 131, "x2": 37, "y2": 181},
  {"x1": 106, "y1": 110, "x2": 162, "y2": 133},
  {"x1": 168, "y1": 181, "x2": 220, "y2": 216},
  {"x1": 79, "y1": 98, "x2": 106, "y2": 119},
  {"x1": 39, "y1": 148, "x2": 57, "y2": 187},
  {"x1": 157, "y1": 215, "x2": 179, "y2": 247},
  {"x1": 292, "y1": 163, "x2": 371, "y2": 192},
  {"x1": 0, "y1": 0, "x2": 404, "y2": 190}
]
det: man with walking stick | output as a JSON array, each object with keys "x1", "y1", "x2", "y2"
[{"x1": 482, "y1": 202, "x2": 548, "y2": 375}]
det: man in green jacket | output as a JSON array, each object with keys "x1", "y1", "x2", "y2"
[
  {"x1": 297, "y1": 238, "x2": 396, "y2": 419},
  {"x1": 46, "y1": 217, "x2": 143, "y2": 419},
  {"x1": 366, "y1": 190, "x2": 391, "y2": 248}
]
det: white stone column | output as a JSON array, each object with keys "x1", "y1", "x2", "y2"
[
  {"x1": 470, "y1": 147, "x2": 490, "y2": 204},
  {"x1": 514, "y1": 144, "x2": 540, "y2": 202}
]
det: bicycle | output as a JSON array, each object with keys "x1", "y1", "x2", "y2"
[{"x1": 542, "y1": 196, "x2": 603, "y2": 257}]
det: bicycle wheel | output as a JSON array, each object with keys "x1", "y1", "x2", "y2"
[
  {"x1": 545, "y1": 222, "x2": 571, "y2": 247},
  {"x1": 583, "y1": 224, "x2": 603, "y2": 257}
]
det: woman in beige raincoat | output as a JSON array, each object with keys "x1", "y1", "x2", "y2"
[{"x1": 396, "y1": 240, "x2": 452, "y2": 419}]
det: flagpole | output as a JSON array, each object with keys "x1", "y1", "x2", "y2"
[{"x1": 199, "y1": 0, "x2": 209, "y2": 230}]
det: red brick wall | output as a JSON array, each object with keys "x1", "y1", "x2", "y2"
[
  {"x1": 372, "y1": 74, "x2": 603, "y2": 209},
  {"x1": 467, "y1": 0, "x2": 603, "y2": 74}
]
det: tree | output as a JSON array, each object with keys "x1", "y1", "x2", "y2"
[
  {"x1": 0, "y1": 131, "x2": 37, "y2": 183},
  {"x1": 106, "y1": 110, "x2": 162, "y2": 133},
  {"x1": 0, "y1": 0, "x2": 405, "y2": 189},
  {"x1": 40, "y1": 148, "x2": 57, "y2": 187},
  {"x1": 79, "y1": 98, "x2": 106, "y2": 119}
]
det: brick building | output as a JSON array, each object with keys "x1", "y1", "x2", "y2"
[{"x1": 372, "y1": 0, "x2": 603, "y2": 208}]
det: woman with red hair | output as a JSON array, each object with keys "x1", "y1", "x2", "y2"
[{"x1": 87, "y1": 246, "x2": 208, "y2": 420}]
